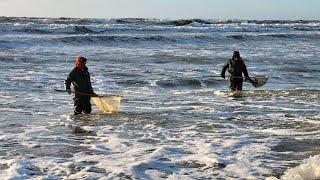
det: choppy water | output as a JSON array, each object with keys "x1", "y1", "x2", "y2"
[{"x1": 0, "y1": 17, "x2": 319, "y2": 179}]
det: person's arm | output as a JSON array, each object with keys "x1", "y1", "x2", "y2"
[
  {"x1": 241, "y1": 60, "x2": 250, "y2": 80},
  {"x1": 87, "y1": 72, "x2": 97, "y2": 96},
  {"x1": 221, "y1": 61, "x2": 229, "y2": 79},
  {"x1": 65, "y1": 70, "x2": 75, "y2": 93}
]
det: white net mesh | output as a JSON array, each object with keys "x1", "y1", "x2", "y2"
[
  {"x1": 252, "y1": 75, "x2": 268, "y2": 88},
  {"x1": 91, "y1": 96, "x2": 121, "y2": 113}
]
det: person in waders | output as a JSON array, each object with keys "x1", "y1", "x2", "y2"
[
  {"x1": 221, "y1": 51, "x2": 253, "y2": 91},
  {"x1": 65, "y1": 56, "x2": 95, "y2": 115}
]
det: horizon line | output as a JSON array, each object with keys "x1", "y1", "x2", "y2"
[{"x1": 1, "y1": 15, "x2": 319, "y2": 21}]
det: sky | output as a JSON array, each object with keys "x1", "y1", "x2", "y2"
[{"x1": 0, "y1": 0, "x2": 319, "y2": 20}]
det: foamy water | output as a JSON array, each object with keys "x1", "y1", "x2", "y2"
[{"x1": 0, "y1": 17, "x2": 319, "y2": 179}]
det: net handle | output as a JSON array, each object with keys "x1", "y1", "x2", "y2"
[{"x1": 54, "y1": 88, "x2": 121, "y2": 97}]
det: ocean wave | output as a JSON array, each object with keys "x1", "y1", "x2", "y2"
[
  {"x1": 3, "y1": 32, "x2": 319, "y2": 48},
  {"x1": 267, "y1": 155, "x2": 320, "y2": 180},
  {"x1": 155, "y1": 78, "x2": 221, "y2": 89},
  {"x1": 150, "y1": 54, "x2": 215, "y2": 65},
  {"x1": 114, "y1": 18, "x2": 320, "y2": 27},
  {"x1": 0, "y1": 16, "x2": 109, "y2": 25},
  {"x1": 245, "y1": 20, "x2": 320, "y2": 24},
  {"x1": 0, "y1": 16, "x2": 45, "y2": 23},
  {"x1": 225, "y1": 32, "x2": 320, "y2": 40},
  {"x1": 0, "y1": 17, "x2": 319, "y2": 47},
  {"x1": 0, "y1": 34, "x2": 181, "y2": 47},
  {"x1": 293, "y1": 26, "x2": 320, "y2": 31},
  {"x1": 55, "y1": 34, "x2": 176, "y2": 44},
  {"x1": 0, "y1": 24, "x2": 107, "y2": 35},
  {"x1": 0, "y1": 17, "x2": 319, "y2": 36},
  {"x1": 114, "y1": 18, "x2": 212, "y2": 26},
  {"x1": 116, "y1": 79, "x2": 150, "y2": 87},
  {"x1": 115, "y1": 18, "x2": 150, "y2": 24},
  {"x1": 53, "y1": 17, "x2": 108, "y2": 25},
  {"x1": 6, "y1": 32, "x2": 319, "y2": 47},
  {"x1": 16, "y1": 27, "x2": 49, "y2": 34},
  {"x1": 0, "y1": 23, "x2": 170, "y2": 35},
  {"x1": 163, "y1": 20, "x2": 194, "y2": 26},
  {"x1": 73, "y1": 26, "x2": 95, "y2": 33},
  {"x1": 236, "y1": 89, "x2": 320, "y2": 99},
  {"x1": 1, "y1": 17, "x2": 319, "y2": 26}
]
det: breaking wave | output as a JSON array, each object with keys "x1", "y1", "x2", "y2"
[{"x1": 0, "y1": 17, "x2": 319, "y2": 36}]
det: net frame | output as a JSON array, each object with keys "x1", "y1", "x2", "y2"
[
  {"x1": 91, "y1": 95, "x2": 121, "y2": 113},
  {"x1": 252, "y1": 75, "x2": 268, "y2": 88}
]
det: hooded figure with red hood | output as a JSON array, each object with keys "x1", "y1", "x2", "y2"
[
  {"x1": 221, "y1": 51, "x2": 251, "y2": 91},
  {"x1": 65, "y1": 56, "x2": 95, "y2": 115}
]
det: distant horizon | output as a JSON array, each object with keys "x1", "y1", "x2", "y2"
[
  {"x1": 0, "y1": 0, "x2": 319, "y2": 21},
  {"x1": 1, "y1": 15, "x2": 319, "y2": 21}
]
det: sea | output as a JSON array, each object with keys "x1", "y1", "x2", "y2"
[{"x1": 0, "y1": 17, "x2": 319, "y2": 179}]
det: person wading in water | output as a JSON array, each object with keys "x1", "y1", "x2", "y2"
[
  {"x1": 65, "y1": 56, "x2": 96, "y2": 115},
  {"x1": 221, "y1": 51, "x2": 253, "y2": 91}
]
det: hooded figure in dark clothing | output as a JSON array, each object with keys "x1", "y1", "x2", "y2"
[
  {"x1": 65, "y1": 56, "x2": 95, "y2": 115},
  {"x1": 221, "y1": 51, "x2": 251, "y2": 91}
]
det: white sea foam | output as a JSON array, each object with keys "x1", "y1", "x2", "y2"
[
  {"x1": 21, "y1": 141, "x2": 41, "y2": 148},
  {"x1": 0, "y1": 159, "x2": 28, "y2": 179},
  {"x1": 267, "y1": 155, "x2": 320, "y2": 180},
  {"x1": 64, "y1": 116, "x2": 79, "y2": 129}
]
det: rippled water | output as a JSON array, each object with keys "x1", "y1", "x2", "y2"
[{"x1": 0, "y1": 17, "x2": 319, "y2": 179}]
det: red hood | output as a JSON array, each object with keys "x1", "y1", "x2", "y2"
[{"x1": 75, "y1": 56, "x2": 87, "y2": 70}]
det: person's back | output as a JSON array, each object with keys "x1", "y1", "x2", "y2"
[{"x1": 67, "y1": 66, "x2": 93, "y2": 93}]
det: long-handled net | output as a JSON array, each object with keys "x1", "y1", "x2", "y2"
[
  {"x1": 224, "y1": 74, "x2": 269, "y2": 88},
  {"x1": 91, "y1": 95, "x2": 121, "y2": 113},
  {"x1": 54, "y1": 89, "x2": 121, "y2": 113},
  {"x1": 250, "y1": 75, "x2": 268, "y2": 88}
]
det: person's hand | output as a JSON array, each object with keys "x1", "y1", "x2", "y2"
[
  {"x1": 66, "y1": 88, "x2": 72, "y2": 94},
  {"x1": 221, "y1": 74, "x2": 225, "y2": 79},
  {"x1": 248, "y1": 78, "x2": 256, "y2": 84},
  {"x1": 92, "y1": 92, "x2": 99, "y2": 97}
]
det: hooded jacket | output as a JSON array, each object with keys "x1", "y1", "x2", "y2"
[
  {"x1": 221, "y1": 58, "x2": 249, "y2": 82},
  {"x1": 65, "y1": 66, "x2": 94, "y2": 94}
]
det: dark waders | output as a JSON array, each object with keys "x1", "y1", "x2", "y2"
[
  {"x1": 74, "y1": 94, "x2": 92, "y2": 115},
  {"x1": 229, "y1": 77, "x2": 243, "y2": 91}
]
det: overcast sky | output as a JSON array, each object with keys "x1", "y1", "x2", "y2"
[{"x1": 0, "y1": 0, "x2": 319, "y2": 20}]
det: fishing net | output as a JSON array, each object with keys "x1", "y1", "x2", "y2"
[
  {"x1": 251, "y1": 75, "x2": 268, "y2": 88},
  {"x1": 91, "y1": 95, "x2": 121, "y2": 113}
]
